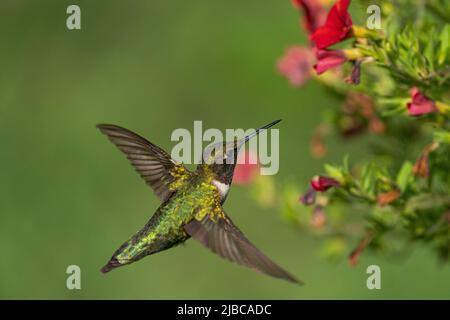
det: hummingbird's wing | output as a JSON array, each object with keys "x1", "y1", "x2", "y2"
[
  {"x1": 184, "y1": 213, "x2": 302, "y2": 284},
  {"x1": 97, "y1": 124, "x2": 189, "y2": 202}
]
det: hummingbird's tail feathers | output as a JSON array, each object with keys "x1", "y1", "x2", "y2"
[
  {"x1": 184, "y1": 212, "x2": 303, "y2": 285},
  {"x1": 96, "y1": 124, "x2": 191, "y2": 202},
  {"x1": 100, "y1": 258, "x2": 122, "y2": 274}
]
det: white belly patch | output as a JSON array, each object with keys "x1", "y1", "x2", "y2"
[{"x1": 212, "y1": 180, "x2": 230, "y2": 198}]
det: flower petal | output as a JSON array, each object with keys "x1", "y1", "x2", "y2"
[
  {"x1": 277, "y1": 46, "x2": 314, "y2": 86},
  {"x1": 310, "y1": 0, "x2": 353, "y2": 49},
  {"x1": 313, "y1": 49, "x2": 348, "y2": 74}
]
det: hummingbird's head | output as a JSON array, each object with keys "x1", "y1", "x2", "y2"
[{"x1": 200, "y1": 119, "x2": 281, "y2": 188}]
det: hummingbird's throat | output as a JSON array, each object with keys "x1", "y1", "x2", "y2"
[{"x1": 212, "y1": 179, "x2": 230, "y2": 199}]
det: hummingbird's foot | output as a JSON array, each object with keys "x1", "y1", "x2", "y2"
[{"x1": 100, "y1": 258, "x2": 121, "y2": 274}]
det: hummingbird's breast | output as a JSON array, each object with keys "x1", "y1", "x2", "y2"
[
  {"x1": 196, "y1": 164, "x2": 232, "y2": 203},
  {"x1": 211, "y1": 179, "x2": 230, "y2": 202}
]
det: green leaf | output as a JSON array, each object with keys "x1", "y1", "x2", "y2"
[
  {"x1": 438, "y1": 24, "x2": 450, "y2": 65},
  {"x1": 369, "y1": 207, "x2": 398, "y2": 228},
  {"x1": 405, "y1": 194, "x2": 450, "y2": 213},
  {"x1": 433, "y1": 130, "x2": 450, "y2": 144},
  {"x1": 424, "y1": 30, "x2": 435, "y2": 71},
  {"x1": 343, "y1": 154, "x2": 350, "y2": 174},
  {"x1": 361, "y1": 163, "x2": 376, "y2": 197},
  {"x1": 324, "y1": 164, "x2": 345, "y2": 183},
  {"x1": 320, "y1": 238, "x2": 347, "y2": 261},
  {"x1": 396, "y1": 161, "x2": 414, "y2": 192}
]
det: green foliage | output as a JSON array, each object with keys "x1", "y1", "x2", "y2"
[
  {"x1": 396, "y1": 161, "x2": 414, "y2": 192},
  {"x1": 280, "y1": 1, "x2": 450, "y2": 264},
  {"x1": 381, "y1": 24, "x2": 450, "y2": 91}
]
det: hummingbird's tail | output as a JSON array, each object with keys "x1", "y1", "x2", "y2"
[{"x1": 100, "y1": 258, "x2": 122, "y2": 274}]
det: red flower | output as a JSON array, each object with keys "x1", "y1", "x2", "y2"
[
  {"x1": 277, "y1": 46, "x2": 314, "y2": 87},
  {"x1": 291, "y1": 0, "x2": 327, "y2": 33},
  {"x1": 233, "y1": 150, "x2": 260, "y2": 185},
  {"x1": 313, "y1": 49, "x2": 348, "y2": 74},
  {"x1": 311, "y1": 175, "x2": 340, "y2": 192},
  {"x1": 310, "y1": 0, "x2": 353, "y2": 49},
  {"x1": 407, "y1": 87, "x2": 438, "y2": 116}
]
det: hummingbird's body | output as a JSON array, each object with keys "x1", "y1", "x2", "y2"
[
  {"x1": 97, "y1": 121, "x2": 301, "y2": 284},
  {"x1": 105, "y1": 167, "x2": 221, "y2": 269}
]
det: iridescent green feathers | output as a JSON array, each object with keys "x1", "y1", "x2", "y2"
[{"x1": 97, "y1": 123, "x2": 301, "y2": 284}]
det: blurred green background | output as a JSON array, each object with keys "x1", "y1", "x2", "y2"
[{"x1": 1, "y1": 0, "x2": 449, "y2": 299}]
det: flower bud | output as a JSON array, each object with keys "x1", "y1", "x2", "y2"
[{"x1": 311, "y1": 176, "x2": 340, "y2": 192}]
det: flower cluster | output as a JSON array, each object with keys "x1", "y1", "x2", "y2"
[
  {"x1": 275, "y1": 0, "x2": 450, "y2": 264},
  {"x1": 278, "y1": 0, "x2": 368, "y2": 87}
]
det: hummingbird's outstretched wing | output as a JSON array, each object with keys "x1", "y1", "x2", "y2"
[
  {"x1": 184, "y1": 213, "x2": 302, "y2": 284},
  {"x1": 97, "y1": 124, "x2": 189, "y2": 202}
]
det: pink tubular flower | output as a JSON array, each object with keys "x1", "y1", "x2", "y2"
[
  {"x1": 291, "y1": 0, "x2": 328, "y2": 34},
  {"x1": 233, "y1": 150, "x2": 260, "y2": 185},
  {"x1": 311, "y1": 205, "x2": 327, "y2": 228},
  {"x1": 407, "y1": 87, "x2": 438, "y2": 116},
  {"x1": 311, "y1": 175, "x2": 340, "y2": 192},
  {"x1": 313, "y1": 49, "x2": 348, "y2": 74},
  {"x1": 277, "y1": 46, "x2": 314, "y2": 87},
  {"x1": 310, "y1": 0, "x2": 353, "y2": 49}
]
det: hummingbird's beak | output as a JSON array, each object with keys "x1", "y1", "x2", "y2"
[{"x1": 241, "y1": 119, "x2": 281, "y2": 145}]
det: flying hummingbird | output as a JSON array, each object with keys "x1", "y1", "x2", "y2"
[{"x1": 97, "y1": 120, "x2": 301, "y2": 284}]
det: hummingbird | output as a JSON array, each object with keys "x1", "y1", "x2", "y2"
[{"x1": 97, "y1": 120, "x2": 301, "y2": 284}]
